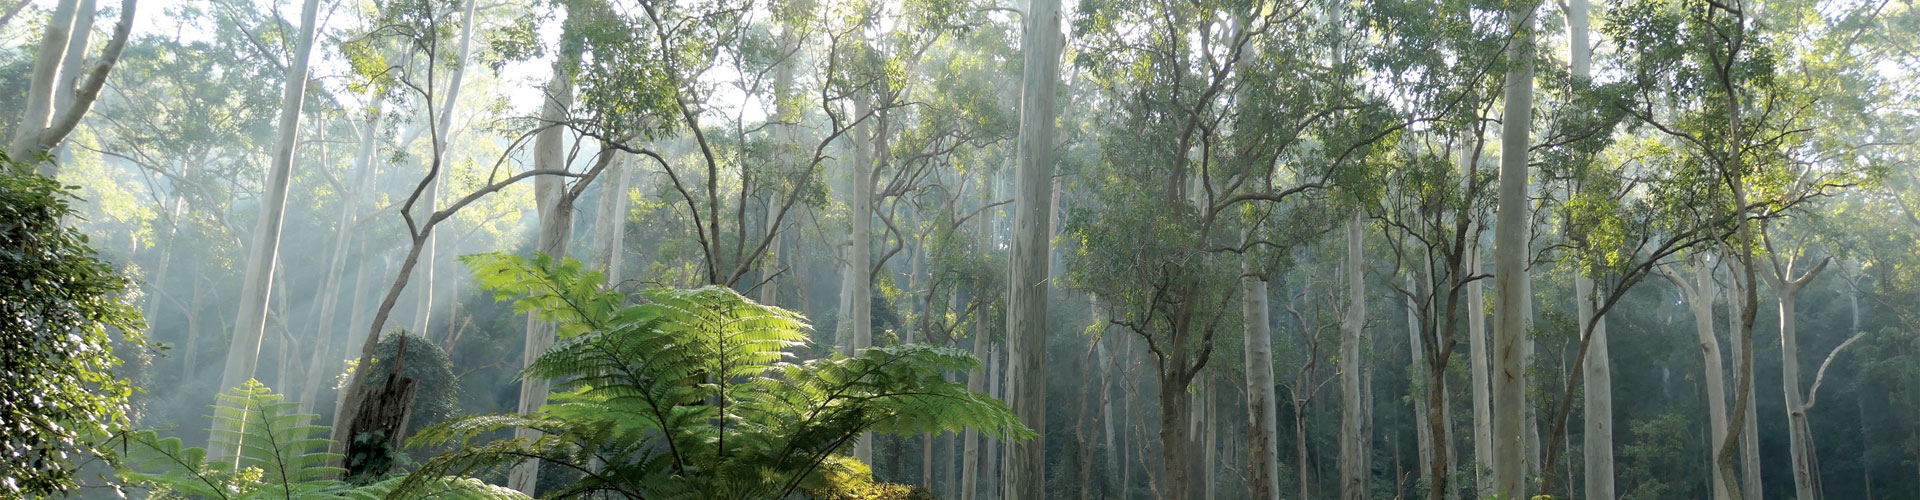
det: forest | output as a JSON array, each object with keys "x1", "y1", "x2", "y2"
[{"x1": 1, "y1": 0, "x2": 1917, "y2": 498}]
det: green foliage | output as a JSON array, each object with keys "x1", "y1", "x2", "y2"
[
  {"x1": 365, "y1": 330, "x2": 462, "y2": 438},
  {"x1": 115, "y1": 381, "x2": 525, "y2": 500},
  {"x1": 1618, "y1": 413, "x2": 1690, "y2": 500},
  {"x1": 0, "y1": 160, "x2": 147, "y2": 497},
  {"x1": 404, "y1": 252, "x2": 1030, "y2": 499}
]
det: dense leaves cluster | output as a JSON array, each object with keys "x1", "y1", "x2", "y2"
[
  {"x1": 398, "y1": 253, "x2": 1029, "y2": 499},
  {"x1": 0, "y1": 159, "x2": 145, "y2": 497}
]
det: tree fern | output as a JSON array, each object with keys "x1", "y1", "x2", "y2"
[{"x1": 412, "y1": 252, "x2": 1032, "y2": 499}]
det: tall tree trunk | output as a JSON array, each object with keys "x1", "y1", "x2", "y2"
[
  {"x1": 964, "y1": 324, "x2": 986, "y2": 500},
  {"x1": 1407, "y1": 275, "x2": 1433, "y2": 483},
  {"x1": 1665, "y1": 253, "x2": 1731, "y2": 500},
  {"x1": 1491, "y1": 2, "x2": 1537, "y2": 497},
  {"x1": 298, "y1": 103, "x2": 383, "y2": 415},
  {"x1": 12, "y1": 0, "x2": 132, "y2": 171},
  {"x1": 1564, "y1": 1, "x2": 1615, "y2": 496},
  {"x1": 411, "y1": 0, "x2": 479, "y2": 338},
  {"x1": 1467, "y1": 182, "x2": 1492, "y2": 497},
  {"x1": 987, "y1": 339, "x2": 1003, "y2": 500},
  {"x1": 1725, "y1": 265, "x2": 1762, "y2": 500},
  {"x1": 846, "y1": 91, "x2": 876, "y2": 463},
  {"x1": 212, "y1": 0, "x2": 320, "y2": 458},
  {"x1": 1006, "y1": 0, "x2": 1062, "y2": 494},
  {"x1": 1243, "y1": 260, "x2": 1280, "y2": 500},
  {"x1": 1339, "y1": 212, "x2": 1369, "y2": 500},
  {"x1": 1157, "y1": 357, "x2": 1197, "y2": 500},
  {"x1": 1204, "y1": 377, "x2": 1219, "y2": 500},
  {"x1": 507, "y1": 53, "x2": 579, "y2": 495},
  {"x1": 1766, "y1": 255, "x2": 1828, "y2": 500},
  {"x1": 51, "y1": 0, "x2": 93, "y2": 116},
  {"x1": 1578, "y1": 273, "x2": 1615, "y2": 500},
  {"x1": 10, "y1": 0, "x2": 79, "y2": 164}
]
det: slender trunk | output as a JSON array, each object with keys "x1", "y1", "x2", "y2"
[
  {"x1": 1579, "y1": 273, "x2": 1615, "y2": 500},
  {"x1": 1407, "y1": 275, "x2": 1433, "y2": 483},
  {"x1": 847, "y1": 91, "x2": 876, "y2": 463},
  {"x1": 1006, "y1": 0, "x2": 1062, "y2": 495},
  {"x1": 506, "y1": 49, "x2": 579, "y2": 494},
  {"x1": 212, "y1": 0, "x2": 319, "y2": 459},
  {"x1": 1725, "y1": 265, "x2": 1762, "y2": 500},
  {"x1": 299, "y1": 105, "x2": 382, "y2": 415},
  {"x1": 1469, "y1": 225, "x2": 1492, "y2": 497},
  {"x1": 964, "y1": 315, "x2": 986, "y2": 500},
  {"x1": 1673, "y1": 254, "x2": 1732, "y2": 500},
  {"x1": 986, "y1": 339, "x2": 1002, "y2": 500},
  {"x1": 1492, "y1": 3, "x2": 1537, "y2": 497},
  {"x1": 51, "y1": 0, "x2": 94, "y2": 116},
  {"x1": 1339, "y1": 212, "x2": 1369, "y2": 500},
  {"x1": 1770, "y1": 259, "x2": 1827, "y2": 500},
  {"x1": 1243, "y1": 262, "x2": 1280, "y2": 500},
  {"x1": 1204, "y1": 377, "x2": 1219, "y2": 500}
]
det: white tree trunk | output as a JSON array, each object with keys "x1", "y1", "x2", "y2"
[
  {"x1": 9, "y1": 0, "x2": 78, "y2": 164},
  {"x1": 1665, "y1": 254, "x2": 1732, "y2": 500},
  {"x1": 212, "y1": 0, "x2": 320, "y2": 460},
  {"x1": 1339, "y1": 211, "x2": 1369, "y2": 500},
  {"x1": 1578, "y1": 273, "x2": 1615, "y2": 500},
  {"x1": 1726, "y1": 266, "x2": 1763, "y2": 500},
  {"x1": 845, "y1": 92, "x2": 876, "y2": 463},
  {"x1": 51, "y1": 0, "x2": 93, "y2": 115},
  {"x1": 964, "y1": 325, "x2": 986, "y2": 500},
  {"x1": 1767, "y1": 257, "x2": 1827, "y2": 500},
  {"x1": 1407, "y1": 274, "x2": 1433, "y2": 481},
  {"x1": 1492, "y1": 3, "x2": 1536, "y2": 497},
  {"x1": 1243, "y1": 263, "x2": 1280, "y2": 500},
  {"x1": 1005, "y1": 0, "x2": 1062, "y2": 495},
  {"x1": 298, "y1": 104, "x2": 383, "y2": 415},
  {"x1": 507, "y1": 55, "x2": 578, "y2": 495},
  {"x1": 1469, "y1": 234, "x2": 1492, "y2": 495}
]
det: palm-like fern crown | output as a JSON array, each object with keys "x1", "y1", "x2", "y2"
[{"x1": 411, "y1": 253, "x2": 1032, "y2": 499}]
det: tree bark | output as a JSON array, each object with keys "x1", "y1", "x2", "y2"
[
  {"x1": 1407, "y1": 275, "x2": 1433, "y2": 483},
  {"x1": 506, "y1": 51, "x2": 580, "y2": 494},
  {"x1": 1578, "y1": 273, "x2": 1615, "y2": 500},
  {"x1": 846, "y1": 90, "x2": 876, "y2": 463},
  {"x1": 1339, "y1": 212, "x2": 1369, "y2": 500},
  {"x1": 212, "y1": 0, "x2": 319, "y2": 458},
  {"x1": 964, "y1": 329, "x2": 986, "y2": 500},
  {"x1": 1663, "y1": 253, "x2": 1731, "y2": 500},
  {"x1": 1006, "y1": 0, "x2": 1062, "y2": 495},
  {"x1": 51, "y1": 0, "x2": 93, "y2": 116},
  {"x1": 10, "y1": 0, "x2": 79, "y2": 164},
  {"x1": 1765, "y1": 254, "x2": 1828, "y2": 500},
  {"x1": 1724, "y1": 264, "x2": 1762, "y2": 500},
  {"x1": 1243, "y1": 262, "x2": 1280, "y2": 500},
  {"x1": 13, "y1": 0, "x2": 133, "y2": 172},
  {"x1": 1492, "y1": 3, "x2": 1537, "y2": 497}
]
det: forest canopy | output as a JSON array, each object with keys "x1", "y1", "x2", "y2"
[{"x1": 1, "y1": 0, "x2": 1917, "y2": 499}]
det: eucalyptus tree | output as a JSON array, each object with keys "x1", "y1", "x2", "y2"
[
  {"x1": 1004, "y1": 0, "x2": 1062, "y2": 494},
  {"x1": 1601, "y1": 0, "x2": 1881, "y2": 497},
  {"x1": 212, "y1": 0, "x2": 321, "y2": 458},
  {"x1": 8, "y1": 0, "x2": 135, "y2": 171},
  {"x1": 1489, "y1": 2, "x2": 1537, "y2": 497},
  {"x1": 1067, "y1": 1, "x2": 1394, "y2": 498}
]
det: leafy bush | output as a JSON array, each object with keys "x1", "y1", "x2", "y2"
[
  {"x1": 365, "y1": 330, "x2": 461, "y2": 435},
  {"x1": 114, "y1": 380, "x2": 525, "y2": 500},
  {"x1": 0, "y1": 159, "x2": 146, "y2": 497},
  {"x1": 398, "y1": 253, "x2": 1030, "y2": 499}
]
